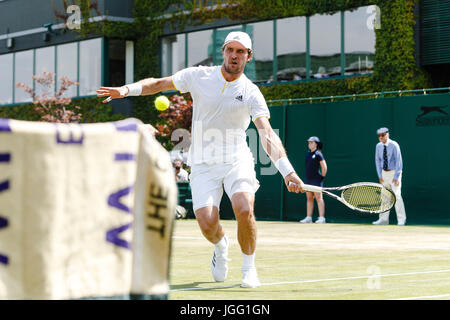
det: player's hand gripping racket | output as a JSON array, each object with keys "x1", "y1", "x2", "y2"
[{"x1": 290, "y1": 182, "x2": 396, "y2": 214}]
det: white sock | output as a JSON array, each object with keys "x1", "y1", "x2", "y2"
[
  {"x1": 215, "y1": 236, "x2": 228, "y2": 253},
  {"x1": 242, "y1": 253, "x2": 255, "y2": 270}
]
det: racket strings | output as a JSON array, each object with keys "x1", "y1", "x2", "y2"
[{"x1": 341, "y1": 185, "x2": 395, "y2": 213}]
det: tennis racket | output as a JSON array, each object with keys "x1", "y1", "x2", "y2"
[{"x1": 290, "y1": 182, "x2": 396, "y2": 214}]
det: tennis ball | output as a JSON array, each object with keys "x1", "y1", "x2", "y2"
[{"x1": 154, "y1": 95, "x2": 170, "y2": 111}]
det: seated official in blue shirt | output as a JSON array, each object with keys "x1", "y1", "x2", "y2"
[
  {"x1": 373, "y1": 127, "x2": 407, "y2": 226},
  {"x1": 299, "y1": 136, "x2": 327, "y2": 224}
]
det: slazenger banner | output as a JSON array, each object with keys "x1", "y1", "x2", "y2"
[{"x1": 0, "y1": 118, "x2": 176, "y2": 299}]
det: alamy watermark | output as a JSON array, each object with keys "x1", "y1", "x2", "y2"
[
  {"x1": 366, "y1": 265, "x2": 382, "y2": 290},
  {"x1": 171, "y1": 124, "x2": 278, "y2": 176},
  {"x1": 66, "y1": 5, "x2": 81, "y2": 30},
  {"x1": 366, "y1": 5, "x2": 381, "y2": 30}
]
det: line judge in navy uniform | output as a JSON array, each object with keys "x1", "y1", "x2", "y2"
[
  {"x1": 373, "y1": 127, "x2": 407, "y2": 226},
  {"x1": 299, "y1": 136, "x2": 328, "y2": 224}
]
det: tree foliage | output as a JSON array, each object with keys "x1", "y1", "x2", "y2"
[
  {"x1": 15, "y1": 72, "x2": 82, "y2": 123},
  {"x1": 155, "y1": 94, "x2": 193, "y2": 150}
]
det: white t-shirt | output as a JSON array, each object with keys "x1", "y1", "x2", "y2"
[{"x1": 172, "y1": 66, "x2": 270, "y2": 166}]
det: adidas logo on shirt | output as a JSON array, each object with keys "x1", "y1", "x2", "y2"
[{"x1": 235, "y1": 95, "x2": 243, "y2": 102}]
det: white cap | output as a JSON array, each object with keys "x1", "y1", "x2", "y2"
[
  {"x1": 307, "y1": 136, "x2": 320, "y2": 143},
  {"x1": 223, "y1": 31, "x2": 252, "y2": 50}
]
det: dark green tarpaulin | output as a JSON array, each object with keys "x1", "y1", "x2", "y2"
[{"x1": 217, "y1": 93, "x2": 450, "y2": 225}]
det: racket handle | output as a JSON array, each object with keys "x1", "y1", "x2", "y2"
[
  {"x1": 301, "y1": 184, "x2": 323, "y2": 193},
  {"x1": 288, "y1": 182, "x2": 323, "y2": 193}
]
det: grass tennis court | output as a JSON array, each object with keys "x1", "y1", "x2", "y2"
[{"x1": 169, "y1": 219, "x2": 450, "y2": 300}]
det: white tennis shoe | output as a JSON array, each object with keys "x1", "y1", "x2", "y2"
[
  {"x1": 372, "y1": 219, "x2": 389, "y2": 225},
  {"x1": 211, "y1": 236, "x2": 229, "y2": 282},
  {"x1": 299, "y1": 216, "x2": 312, "y2": 223},
  {"x1": 315, "y1": 217, "x2": 326, "y2": 224},
  {"x1": 241, "y1": 267, "x2": 261, "y2": 288}
]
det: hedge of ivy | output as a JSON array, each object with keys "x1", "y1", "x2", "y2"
[
  {"x1": 0, "y1": 97, "x2": 126, "y2": 123},
  {"x1": 1, "y1": 0, "x2": 431, "y2": 123}
]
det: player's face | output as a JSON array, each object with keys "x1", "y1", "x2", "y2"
[{"x1": 222, "y1": 42, "x2": 251, "y2": 75}]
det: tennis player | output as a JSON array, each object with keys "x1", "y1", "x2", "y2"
[{"x1": 96, "y1": 31, "x2": 304, "y2": 288}]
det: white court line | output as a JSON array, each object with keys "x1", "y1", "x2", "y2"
[
  {"x1": 394, "y1": 293, "x2": 450, "y2": 300},
  {"x1": 172, "y1": 284, "x2": 240, "y2": 292},
  {"x1": 172, "y1": 236, "x2": 450, "y2": 251},
  {"x1": 170, "y1": 269, "x2": 450, "y2": 292},
  {"x1": 263, "y1": 269, "x2": 450, "y2": 286}
]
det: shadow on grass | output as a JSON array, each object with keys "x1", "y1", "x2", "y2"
[{"x1": 170, "y1": 282, "x2": 241, "y2": 291}]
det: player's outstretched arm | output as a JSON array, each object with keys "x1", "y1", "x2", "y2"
[
  {"x1": 96, "y1": 76, "x2": 175, "y2": 103},
  {"x1": 254, "y1": 116, "x2": 305, "y2": 193}
]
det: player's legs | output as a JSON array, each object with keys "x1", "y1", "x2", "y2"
[
  {"x1": 224, "y1": 158, "x2": 259, "y2": 255},
  {"x1": 224, "y1": 156, "x2": 261, "y2": 288},
  {"x1": 195, "y1": 206, "x2": 230, "y2": 282},
  {"x1": 195, "y1": 206, "x2": 224, "y2": 244},
  {"x1": 231, "y1": 192, "x2": 256, "y2": 255},
  {"x1": 190, "y1": 164, "x2": 230, "y2": 282},
  {"x1": 190, "y1": 163, "x2": 226, "y2": 242},
  {"x1": 231, "y1": 192, "x2": 260, "y2": 288}
]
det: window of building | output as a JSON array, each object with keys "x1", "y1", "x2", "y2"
[
  {"x1": 276, "y1": 16, "x2": 307, "y2": 82},
  {"x1": 79, "y1": 38, "x2": 102, "y2": 96},
  {"x1": 108, "y1": 39, "x2": 126, "y2": 88},
  {"x1": 245, "y1": 21, "x2": 273, "y2": 83},
  {"x1": 14, "y1": 49, "x2": 33, "y2": 103},
  {"x1": 0, "y1": 54, "x2": 13, "y2": 105},
  {"x1": 188, "y1": 29, "x2": 213, "y2": 67},
  {"x1": 35, "y1": 46, "x2": 55, "y2": 97},
  {"x1": 161, "y1": 34, "x2": 185, "y2": 77},
  {"x1": 310, "y1": 12, "x2": 341, "y2": 79},
  {"x1": 56, "y1": 42, "x2": 78, "y2": 97},
  {"x1": 0, "y1": 37, "x2": 134, "y2": 106},
  {"x1": 159, "y1": 5, "x2": 375, "y2": 86},
  {"x1": 345, "y1": 6, "x2": 375, "y2": 75}
]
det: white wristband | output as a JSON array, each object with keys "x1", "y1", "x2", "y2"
[
  {"x1": 275, "y1": 157, "x2": 295, "y2": 178},
  {"x1": 125, "y1": 83, "x2": 142, "y2": 96}
]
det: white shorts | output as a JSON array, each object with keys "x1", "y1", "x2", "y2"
[{"x1": 189, "y1": 157, "x2": 260, "y2": 212}]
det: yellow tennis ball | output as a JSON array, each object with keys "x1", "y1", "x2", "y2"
[{"x1": 154, "y1": 95, "x2": 170, "y2": 111}]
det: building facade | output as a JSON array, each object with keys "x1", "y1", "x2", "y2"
[
  {"x1": 0, "y1": 0, "x2": 449, "y2": 112},
  {"x1": 0, "y1": 0, "x2": 134, "y2": 114}
]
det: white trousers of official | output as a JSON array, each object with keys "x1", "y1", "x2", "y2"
[{"x1": 379, "y1": 170, "x2": 407, "y2": 224}]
